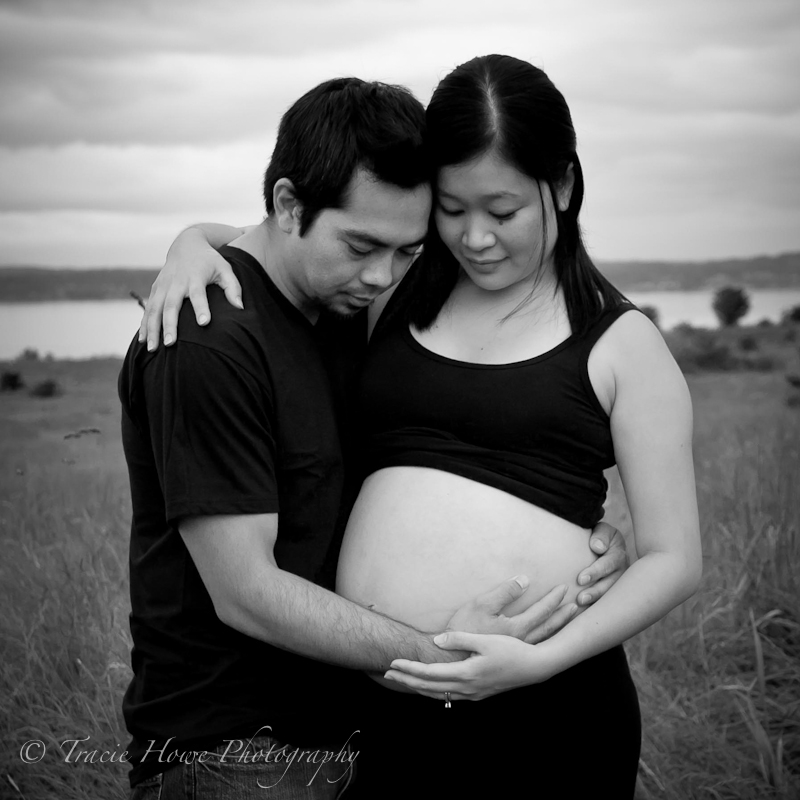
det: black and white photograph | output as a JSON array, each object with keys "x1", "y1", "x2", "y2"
[{"x1": 1, "y1": 1, "x2": 798, "y2": 798}]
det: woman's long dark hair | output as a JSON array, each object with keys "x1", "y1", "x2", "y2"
[{"x1": 403, "y1": 54, "x2": 626, "y2": 336}]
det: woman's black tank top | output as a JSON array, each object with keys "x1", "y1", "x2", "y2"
[{"x1": 358, "y1": 291, "x2": 639, "y2": 528}]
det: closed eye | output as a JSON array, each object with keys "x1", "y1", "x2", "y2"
[
  {"x1": 347, "y1": 243, "x2": 373, "y2": 257},
  {"x1": 491, "y1": 210, "x2": 518, "y2": 221}
]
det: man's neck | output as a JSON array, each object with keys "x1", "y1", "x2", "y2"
[{"x1": 228, "y1": 221, "x2": 320, "y2": 324}]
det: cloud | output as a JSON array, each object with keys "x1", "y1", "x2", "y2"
[
  {"x1": 4, "y1": 0, "x2": 795, "y2": 146},
  {"x1": 0, "y1": 210, "x2": 248, "y2": 267},
  {"x1": 0, "y1": 140, "x2": 271, "y2": 214},
  {"x1": 0, "y1": 0, "x2": 798, "y2": 261}
]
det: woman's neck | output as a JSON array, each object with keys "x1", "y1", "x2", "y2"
[
  {"x1": 447, "y1": 266, "x2": 564, "y2": 326},
  {"x1": 408, "y1": 265, "x2": 572, "y2": 365}
]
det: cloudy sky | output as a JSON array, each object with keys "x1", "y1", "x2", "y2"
[{"x1": 1, "y1": 0, "x2": 798, "y2": 267}]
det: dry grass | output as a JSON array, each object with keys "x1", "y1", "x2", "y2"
[
  {"x1": 1, "y1": 359, "x2": 132, "y2": 799},
  {"x1": 1, "y1": 356, "x2": 799, "y2": 799},
  {"x1": 627, "y1": 372, "x2": 800, "y2": 799}
]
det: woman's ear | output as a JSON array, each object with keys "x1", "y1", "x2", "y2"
[
  {"x1": 273, "y1": 178, "x2": 302, "y2": 232},
  {"x1": 556, "y1": 163, "x2": 575, "y2": 212}
]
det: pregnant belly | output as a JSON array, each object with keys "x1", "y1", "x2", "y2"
[{"x1": 336, "y1": 467, "x2": 596, "y2": 635}]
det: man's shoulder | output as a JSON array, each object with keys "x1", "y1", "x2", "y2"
[{"x1": 176, "y1": 264, "x2": 307, "y2": 375}]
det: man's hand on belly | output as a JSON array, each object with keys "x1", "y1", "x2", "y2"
[
  {"x1": 575, "y1": 522, "x2": 629, "y2": 607},
  {"x1": 444, "y1": 576, "x2": 580, "y2": 645}
]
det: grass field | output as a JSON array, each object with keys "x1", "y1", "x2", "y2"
[{"x1": 1, "y1": 331, "x2": 799, "y2": 799}]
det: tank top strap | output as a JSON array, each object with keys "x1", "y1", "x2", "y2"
[{"x1": 575, "y1": 302, "x2": 640, "y2": 355}]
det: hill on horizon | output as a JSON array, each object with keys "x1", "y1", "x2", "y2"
[{"x1": 0, "y1": 252, "x2": 799, "y2": 301}]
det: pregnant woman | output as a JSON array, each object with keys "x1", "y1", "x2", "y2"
[{"x1": 141, "y1": 55, "x2": 701, "y2": 797}]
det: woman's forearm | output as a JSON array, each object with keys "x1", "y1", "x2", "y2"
[
  {"x1": 177, "y1": 223, "x2": 246, "y2": 252},
  {"x1": 534, "y1": 549, "x2": 702, "y2": 678}
]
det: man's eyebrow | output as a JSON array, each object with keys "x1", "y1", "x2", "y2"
[{"x1": 341, "y1": 230, "x2": 426, "y2": 249}]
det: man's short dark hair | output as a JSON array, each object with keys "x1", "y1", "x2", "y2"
[{"x1": 263, "y1": 77, "x2": 429, "y2": 234}]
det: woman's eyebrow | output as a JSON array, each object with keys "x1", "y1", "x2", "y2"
[{"x1": 437, "y1": 189, "x2": 520, "y2": 200}]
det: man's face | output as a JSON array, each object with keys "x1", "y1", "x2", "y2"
[{"x1": 288, "y1": 169, "x2": 432, "y2": 317}]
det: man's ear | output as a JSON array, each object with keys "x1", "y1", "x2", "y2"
[
  {"x1": 273, "y1": 178, "x2": 302, "y2": 232},
  {"x1": 556, "y1": 163, "x2": 575, "y2": 212}
]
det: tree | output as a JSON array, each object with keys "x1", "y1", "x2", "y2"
[
  {"x1": 782, "y1": 304, "x2": 800, "y2": 325},
  {"x1": 712, "y1": 286, "x2": 750, "y2": 327}
]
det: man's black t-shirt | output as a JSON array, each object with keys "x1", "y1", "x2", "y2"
[{"x1": 119, "y1": 246, "x2": 365, "y2": 786}]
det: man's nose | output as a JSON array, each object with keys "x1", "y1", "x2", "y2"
[{"x1": 361, "y1": 254, "x2": 395, "y2": 289}]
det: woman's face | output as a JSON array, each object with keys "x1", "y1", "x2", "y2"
[{"x1": 435, "y1": 150, "x2": 570, "y2": 293}]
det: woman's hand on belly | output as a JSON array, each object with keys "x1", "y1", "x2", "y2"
[
  {"x1": 383, "y1": 631, "x2": 554, "y2": 702},
  {"x1": 444, "y1": 576, "x2": 580, "y2": 644}
]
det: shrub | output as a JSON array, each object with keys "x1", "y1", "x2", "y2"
[
  {"x1": 665, "y1": 327, "x2": 780, "y2": 373},
  {"x1": 666, "y1": 328, "x2": 737, "y2": 373},
  {"x1": 1, "y1": 371, "x2": 24, "y2": 391},
  {"x1": 712, "y1": 286, "x2": 750, "y2": 327},
  {"x1": 18, "y1": 347, "x2": 40, "y2": 361},
  {"x1": 739, "y1": 335, "x2": 758, "y2": 352},
  {"x1": 782, "y1": 304, "x2": 800, "y2": 324},
  {"x1": 30, "y1": 379, "x2": 63, "y2": 398},
  {"x1": 739, "y1": 354, "x2": 778, "y2": 372}
]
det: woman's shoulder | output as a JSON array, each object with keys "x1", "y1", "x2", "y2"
[
  {"x1": 587, "y1": 302, "x2": 685, "y2": 401},
  {"x1": 597, "y1": 303, "x2": 666, "y2": 351},
  {"x1": 578, "y1": 301, "x2": 646, "y2": 351},
  {"x1": 594, "y1": 303, "x2": 688, "y2": 406}
]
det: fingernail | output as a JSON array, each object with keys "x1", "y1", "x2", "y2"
[
  {"x1": 198, "y1": 315, "x2": 209, "y2": 325},
  {"x1": 579, "y1": 593, "x2": 591, "y2": 605},
  {"x1": 434, "y1": 634, "x2": 448, "y2": 645},
  {"x1": 147, "y1": 340, "x2": 156, "y2": 352},
  {"x1": 568, "y1": 604, "x2": 579, "y2": 617},
  {"x1": 578, "y1": 575, "x2": 590, "y2": 586},
  {"x1": 234, "y1": 297, "x2": 244, "y2": 309},
  {"x1": 138, "y1": 333, "x2": 145, "y2": 343},
  {"x1": 592, "y1": 539, "x2": 607, "y2": 552},
  {"x1": 513, "y1": 574, "x2": 529, "y2": 589},
  {"x1": 164, "y1": 334, "x2": 173, "y2": 346}
]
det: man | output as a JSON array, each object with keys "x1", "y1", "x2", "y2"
[{"x1": 121, "y1": 77, "x2": 625, "y2": 798}]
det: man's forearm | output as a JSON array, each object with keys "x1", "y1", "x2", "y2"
[{"x1": 217, "y1": 563, "x2": 467, "y2": 671}]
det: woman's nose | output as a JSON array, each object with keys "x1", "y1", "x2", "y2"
[{"x1": 462, "y1": 217, "x2": 496, "y2": 251}]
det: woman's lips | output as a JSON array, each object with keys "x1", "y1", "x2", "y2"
[{"x1": 465, "y1": 256, "x2": 505, "y2": 270}]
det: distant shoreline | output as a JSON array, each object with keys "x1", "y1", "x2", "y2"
[{"x1": 1, "y1": 253, "x2": 799, "y2": 301}]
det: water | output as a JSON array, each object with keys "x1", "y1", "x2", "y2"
[
  {"x1": 624, "y1": 289, "x2": 800, "y2": 330},
  {"x1": 1, "y1": 290, "x2": 799, "y2": 360},
  {"x1": 0, "y1": 300, "x2": 143, "y2": 360}
]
